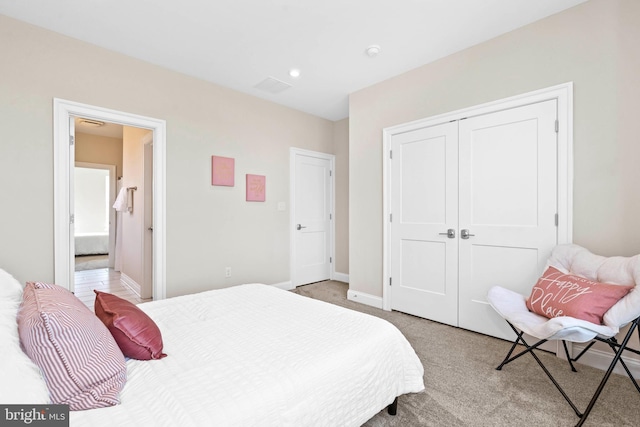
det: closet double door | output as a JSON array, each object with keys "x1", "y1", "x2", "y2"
[{"x1": 389, "y1": 100, "x2": 558, "y2": 340}]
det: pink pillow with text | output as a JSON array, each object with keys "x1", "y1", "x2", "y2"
[{"x1": 526, "y1": 267, "x2": 634, "y2": 324}]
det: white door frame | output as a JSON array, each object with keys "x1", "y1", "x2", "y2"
[
  {"x1": 54, "y1": 98, "x2": 167, "y2": 300},
  {"x1": 142, "y1": 133, "x2": 153, "y2": 299},
  {"x1": 382, "y1": 82, "x2": 573, "y2": 311},
  {"x1": 74, "y1": 161, "x2": 117, "y2": 268},
  {"x1": 289, "y1": 147, "x2": 335, "y2": 288}
]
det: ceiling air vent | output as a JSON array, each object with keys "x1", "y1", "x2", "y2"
[{"x1": 254, "y1": 76, "x2": 292, "y2": 94}]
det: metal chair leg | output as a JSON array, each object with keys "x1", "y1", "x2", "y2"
[
  {"x1": 599, "y1": 335, "x2": 640, "y2": 394},
  {"x1": 497, "y1": 317, "x2": 640, "y2": 426},
  {"x1": 567, "y1": 341, "x2": 596, "y2": 366},
  {"x1": 496, "y1": 329, "x2": 524, "y2": 370},
  {"x1": 574, "y1": 318, "x2": 639, "y2": 427},
  {"x1": 562, "y1": 340, "x2": 578, "y2": 372},
  {"x1": 387, "y1": 397, "x2": 398, "y2": 415},
  {"x1": 496, "y1": 322, "x2": 549, "y2": 370},
  {"x1": 498, "y1": 322, "x2": 581, "y2": 417},
  {"x1": 604, "y1": 340, "x2": 640, "y2": 393}
]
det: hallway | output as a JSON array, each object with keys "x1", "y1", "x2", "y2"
[{"x1": 74, "y1": 268, "x2": 150, "y2": 311}]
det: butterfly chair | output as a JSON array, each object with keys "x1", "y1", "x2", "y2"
[{"x1": 487, "y1": 244, "x2": 640, "y2": 427}]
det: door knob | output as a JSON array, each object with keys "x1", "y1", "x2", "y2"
[
  {"x1": 438, "y1": 229, "x2": 456, "y2": 239},
  {"x1": 296, "y1": 224, "x2": 307, "y2": 230},
  {"x1": 461, "y1": 229, "x2": 475, "y2": 239}
]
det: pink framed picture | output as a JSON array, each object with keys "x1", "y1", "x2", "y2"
[
  {"x1": 211, "y1": 156, "x2": 235, "y2": 186},
  {"x1": 246, "y1": 174, "x2": 266, "y2": 202}
]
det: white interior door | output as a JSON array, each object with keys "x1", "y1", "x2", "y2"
[
  {"x1": 458, "y1": 100, "x2": 558, "y2": 340},
  {"x1": 292, "y1": 151, "x2": 332, "y2": 286},
  {"x1": 389, "y1": 122, "x2": 459, "y2": 325}
]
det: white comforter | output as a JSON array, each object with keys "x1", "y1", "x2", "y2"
[{"x1": 70, "y1": 284, "x2": 424, "y2": 426}]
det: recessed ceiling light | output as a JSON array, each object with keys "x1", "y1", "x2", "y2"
[
  {"x1": 365, "y1": 44, "x2": 381, "y2": 57},
  {"x1": 289, "y1": 68, "x2": 301, "y2": 78}
]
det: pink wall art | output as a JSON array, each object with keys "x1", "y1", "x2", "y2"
[
  {"x1": 246, "y1": 174, "x2": 266, "y2": 202},
  {"x1": 211, "y1": 156, "x2": 235, "y2": 186}
]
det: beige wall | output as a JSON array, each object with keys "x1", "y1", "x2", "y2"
[
  {"x1": 333, "y1": 118, "x2": 349, "y2": 275},
  {"x1": 0, "y1": 15, "x2": 339, "y2": 296},
  {"x1": 75, "y1": 132, "x2": 123, "y2": 178},
  {"x1": 349, "y1": 0, "x2": 640, "y2": 297}
]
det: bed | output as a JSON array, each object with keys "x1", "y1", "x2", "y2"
[
  {"x1": 0, "y1": 268, "x2": 424, "y2": 426},
  {"x1": 75, "y1": 232, "x2": 109, "y2": 256}
]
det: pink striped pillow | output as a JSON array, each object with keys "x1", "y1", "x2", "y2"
[{"x1": 17, "y1": 282, "x2": 127, "y2": 410}]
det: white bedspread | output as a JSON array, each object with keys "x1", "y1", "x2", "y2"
[{"x1": 70, "y1": 284, "x2": 424, "y2": 427}]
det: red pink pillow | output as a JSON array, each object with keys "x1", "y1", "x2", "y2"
[
  {"x1": 17, "y1": 282, "x2": 126, "y2": 410},
  {"x1": 94, "y1": 291, "x2": 167, "y2": 360},
  {"x1": 526, "y1": 267, "x2": 634, "y2": 324}
]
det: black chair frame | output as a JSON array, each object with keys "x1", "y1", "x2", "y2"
[{"x1": 496, "y1": 316, "x2": 640, "y2": 427}]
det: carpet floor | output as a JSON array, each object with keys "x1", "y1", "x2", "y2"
[{"x1": 293, "y1": 281, "x2": 638, "y2": 427}]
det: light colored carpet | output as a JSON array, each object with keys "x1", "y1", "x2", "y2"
[
  {"x1": 293, "y1": 281, "x2": 638, "y2": 427},
  {"x1": 74, "y1": 255, "x2": 108, "y2": 271}
]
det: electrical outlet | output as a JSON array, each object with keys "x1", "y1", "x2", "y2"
[{"x1": 225, "y1": 267, "x2": 231, "y2": 278}]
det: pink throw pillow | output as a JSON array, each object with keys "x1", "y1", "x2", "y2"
[
  {"x1": 94, "y1": 291, "x2": 167, "y2": 360},
  {"x1": 526, "y1": 267, "x2": 634, "y2": 324},
  {"x1": 17, "y1": 282, "x2": 127, "y2": 410}
]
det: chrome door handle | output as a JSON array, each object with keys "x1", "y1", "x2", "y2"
[
  {"x1": 439, "y1": 228, "x2": 456, "y2": 239},
  {"x1": 461, "y1": 229, "x2": 475, "y2": 239},
  {"x1": 296, "y1": 224, "x2": 307, "y2": 230}
]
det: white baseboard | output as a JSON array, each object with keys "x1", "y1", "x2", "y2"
[
  {"x1": 278, "y1": 274, "x2": 348, "y2": 291},
  {"x1": 272, "y1": 281, "x2": 295, "y2": 291},
  {"x1": 572, "y1": 343, "x2": 640, "y2": 378},
  {"x1": 120, "y1": 273, "x2": 141, "y2": 298},
  {"x1": 347, "y1": 289, "x2": 383, "y2": 309},
  {"x1": 333, "y1": 272, "x2": 349, "y2": 283}
]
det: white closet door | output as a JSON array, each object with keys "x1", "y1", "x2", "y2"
[
  {"x1": 457, "y1": 100, "x2": 558, "y2": 340},
  {"x1": 390, "y1": 122, "x2": 459, "y2": 325}
]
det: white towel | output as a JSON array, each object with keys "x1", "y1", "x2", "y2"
[{"x1": 113, "y1": 187, "x2": 127, "y2": 212}]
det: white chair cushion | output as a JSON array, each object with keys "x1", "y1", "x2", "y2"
[
  {"x1": 547, "y1": 244, "x2": 640, "y2": 328},
  {"x1": 487, "y1": 244, "x2": 640, "y2": 342},
  {"x1": 487, "y1": 286, "x2": 618, "y2": 342}
]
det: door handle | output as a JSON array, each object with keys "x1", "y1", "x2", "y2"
[
  {"x1": 461, "y1": 229, "x2": 475, "y2": 239},
  {"x1": 438, "y1": 228, "x2": 456, "y2": 239},
  {"x1": 296, "y1": 224, "x2": 307, "y2": 230}
]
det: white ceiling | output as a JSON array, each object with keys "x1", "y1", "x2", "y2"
[{"x1": 0, "y1": 0, "x2": 587, "y2": 121}]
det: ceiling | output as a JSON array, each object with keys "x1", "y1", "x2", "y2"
[
  {"x1": 0, "y1": 0, "x2": 587, "y2": 121},
  {"x1": 74, "y1": 117, "x2": 123, "y2": 139}
]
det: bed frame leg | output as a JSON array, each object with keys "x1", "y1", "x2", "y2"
[{"x1": 387, "y1": 397, "x2": 398, "y2": 415}]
